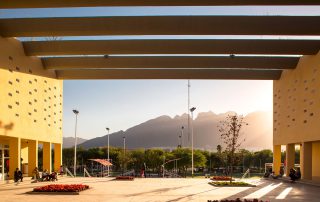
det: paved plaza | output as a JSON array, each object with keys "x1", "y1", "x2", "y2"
[{"x1": 0, "y1": 177, "x2": 319, "y2": 202}]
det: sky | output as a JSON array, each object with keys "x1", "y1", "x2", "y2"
[{"x1": 1, "y1": 6, "x2": 319, "y2": 139}]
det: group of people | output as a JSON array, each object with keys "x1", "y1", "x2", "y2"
[
  {"x1": 32, "y1": 167, "x2": 59, "y2": 182},
  {"x1": 264, "y1": 167, "x2": 301, "y2": 183}
]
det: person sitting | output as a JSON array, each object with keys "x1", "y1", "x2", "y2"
[
  {"x1": 32, "y1": 167, "x2": 40, "y2": 182},
  {"x1": 42, "y1": 169, "x2": 50, "y2": 181},
  {"x1": 295, "y1": 168, "x2": 301, "y2": 180},
  {"x1": 14, "y1": 168, "x2": 23, "y2": 182},
  {"x1": 49, "y1": 172, "x2": 58, "y2": 181},
  {"x1": 289, "y1": 168, "x2": 298, "y2": 182}
]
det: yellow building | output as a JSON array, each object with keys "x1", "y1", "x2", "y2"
[
  {"x1": 273, "y1": 52, "x2": 320, "y2": 182},
  {"x1": 0, "y1": 37, "x2": 63, "y2": 180}
]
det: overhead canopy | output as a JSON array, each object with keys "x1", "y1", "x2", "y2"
[
  {"x1": 89, "y1": 159, "x2": 112, "y2": 166},
  {"x1": 1, "y1": 2, "x2": 319, "y2": 80}
]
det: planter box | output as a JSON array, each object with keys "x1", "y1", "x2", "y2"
[{"x1": 116, "y1": 176, "x2": 134, "y2": 181}]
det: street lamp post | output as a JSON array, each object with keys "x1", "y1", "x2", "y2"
[
  {"x1": 190, "y1": 107, "x2": 196, "y2": 177},
  {"x1": 123, "y1": 136, "x2": 126, "y2": 173},
  {"x1": 106, "y1": 127, "x2": 110, "y2": 176},
  {"x1": 72, "y1": 109, "x2": 79, "y2": 177}
]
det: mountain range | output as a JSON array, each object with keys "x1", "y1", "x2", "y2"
[{"x1": 63, "y1": 111, "x2": 272, "y2": 151}]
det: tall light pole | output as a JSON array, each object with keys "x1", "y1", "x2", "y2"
[
  {"x1": 190, "y1": 107, "x2": 196, "y2": 177},
  {"x1": 123, "y1": 136, "x2": 126, "y2": 173},
  {"x1": 187, "y1": 80, "x2": 191, "y2": 142},
  {"x1": 106, "y1": 127, "x2": 110, "y2": 176},
  {"x1": 72, "y1": 109, "x2": 79, "y2": 177}
]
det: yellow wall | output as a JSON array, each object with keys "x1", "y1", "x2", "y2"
[
  {"x1": 273, "y1": 52, "x2": 320, "y2": 145},
  {"x1": 312, "y1": 141, "x2": 320, "y2": 182},
  {"x1": 0, "y1": 37, "x2": 63, "y2": 144}
]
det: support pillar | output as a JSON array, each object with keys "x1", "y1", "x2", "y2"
[
  {"x1": 9, "y1": 137, "x2": 21, "y2": 180},
  {"x1": 300, "y1": 142, "x2": 312, "y2": 180},
  {"x1": 54, "y1": 143, "x2": 62, "y2": 172},
  {"x1": 28, "y1": 140, "x2": 38, "y2": 177},
  {"x1": 43, "y1": 142, "x2": 52, "y2": 173},
  {"x1": 286, "y1": 144, "x2": 295, "y2": 176},
  {"x1": 273, "y1": 145, "x2": 281, "y2": 175}
]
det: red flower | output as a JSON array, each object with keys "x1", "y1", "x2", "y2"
[{"x1": 33, "y1": 184, "x2": 89, "y2": 192}]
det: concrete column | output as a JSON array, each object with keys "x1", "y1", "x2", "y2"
[
  {"x1": 312, "y1": 141, "x2": 320, "y2": 182},
  {"x1": 300, "y1": 142, "x2": 312, "y2": 180},
  {"x1": 43, "y1": 142, "x2": 52, "y2": 173},
  {"x1": 9, "y1": 137, "x2": 21, "y2": 180},
  {"x1": 54, "y1": 143, "x2": 62, "y2": 172},
  {"x1": 28, "y1": 140, "x2": 38, "y2": 177},
  {"x1": 273, "y1": 145, "x2": 281, "y2": 175},
  {"x1": 286, "y1": 144, "x2": 295, "y2": 176}
]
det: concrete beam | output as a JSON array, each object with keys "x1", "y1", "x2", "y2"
[
  {"x1": 23, "y1": 40, "x2": 320, "y2": 56},
  {"x1": 1, "y1": 0, "x2": 319, "y2": 8},
  {"x1": 1, "y1": 16, "x2": 320, "y2": 37},
  {"x1": 56, "y1": 69, "x2": 282, "y2": 80},
  {"x1": 43, "y1": 56, "x2": 299, "y2": 70}
]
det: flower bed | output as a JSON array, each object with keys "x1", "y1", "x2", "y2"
[
  {"x1": 209, "y1": 181, "x2": 256, "y2": 187},
  {"x1": 210, "y1": 176, "x2": 233, "y2": 181},
  {"x1": 116, "y1": 176, "x2": 134, "y2": 181},
  {"x1": 208, "y1": 199, "x2": 268, "y2": 202},
  {"x1": 33, "y1": 184, "x2": 89, "y2": 193}
]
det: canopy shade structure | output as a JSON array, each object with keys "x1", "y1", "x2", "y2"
[
  {"x1": 1, "y1": 2, "x2": 319, "y2": 80},
  {"x1": 1, "y1": 16, "x2": 320, "y2": 37},
  {"x1": 1, "y1": 0, "x2": 320, "y2": 8},
  {"x1": 89, "y1": 159, "x2": 113, "y2": 166},
  {"x1": 23, "y1": 39, "x2": 320, "y2": 56}
]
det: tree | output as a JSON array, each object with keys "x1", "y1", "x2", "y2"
[{"x1": 218, "y1": 114, "x2": 248, "y2": 182}]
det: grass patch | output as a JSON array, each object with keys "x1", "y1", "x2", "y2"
[{"x1": 209, "y1": 181, "x2": 256, "y2": 187}]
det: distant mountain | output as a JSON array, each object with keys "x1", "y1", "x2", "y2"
[
  {"x1": 63, "y1": 137, "x2": 87, "y2": 148},
  {"x1": 78, "y1": 111, "x2": 272, "y2": 151}
]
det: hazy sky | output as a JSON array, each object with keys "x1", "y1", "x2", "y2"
[
  {"x1": 1, "y1": 6, "x2": 319, "y2": 139},
  {"x1": 62, "y1": 80, "x2": 272, "y2": 139}
]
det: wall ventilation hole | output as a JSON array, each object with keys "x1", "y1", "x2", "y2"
[
  {"x1": 28, "y1": 112, "x2": 32, "y2": 116},
  {"x1": 15, "y1": 114, "x2": 19, "y2": 117},
  {"x1": 15, "y1": 67, "x2": 20, "y2": 71},
  {"x1": 9, "y1": 69, "x2": 13, "y2": 73},
  {"x1": 34, "y1": 109, "x2": 37, "y2": 112},
  {"x1": 29, "y1": 92, "x2": 32, "y2": 95},
  {"x1": 16, "y1": 79, "x2": 20, "y2": 82},
  {"x1": 34, "y1": 99, "x2": 37, "y2": 102},
  {"x1": 304, "y1": 120, "x2": 307, "y2": 123},
  {"x1": 15, "y1": 102, "x2": 19, "y2": 105},
  {"x1": 292, "y1": 119, "x2": 295, "y2": 121},
  {"x1": 8, "y1": 93, "x2": 12, "y2": 96},
  {"x1": 29, "y1": 102, "x2": 32, "y2": 105},
  {"x1": 34, "y1": 89, "x2": 37, "y2": 92},
  {"x1": 16, "y1": 90, "x2": 19, "y2": 94},
  {"x1": 8, "y1": 56, "x2": 13, "y2": 60},
  {"x1": 28, "y1": 69, "x2": 32, "y2": 74},
  {"x1": 34, "y1": 78, "x2": 37, "y2": 82},
  {"x1": 34, "y1": 120, "x2": 37, "y2": 123},
  {"x1": 304, "y1": 109, "x2": 307, "y2": 113},
  {"x1": 44, "y1": 80, "x2": 47, "y2": 84},
  {"x1": 8, "y1": 81, "x2": 13, "y2": 85},
  {"x1": 8, "y1": 105, "x2": 12, "y2": 109},
  {"x1": 310, "y1": 113, "x2": 314, "y2": 116},
  {"x1": 29, "y1": 80, "x2": 32, "y2": 84}
]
